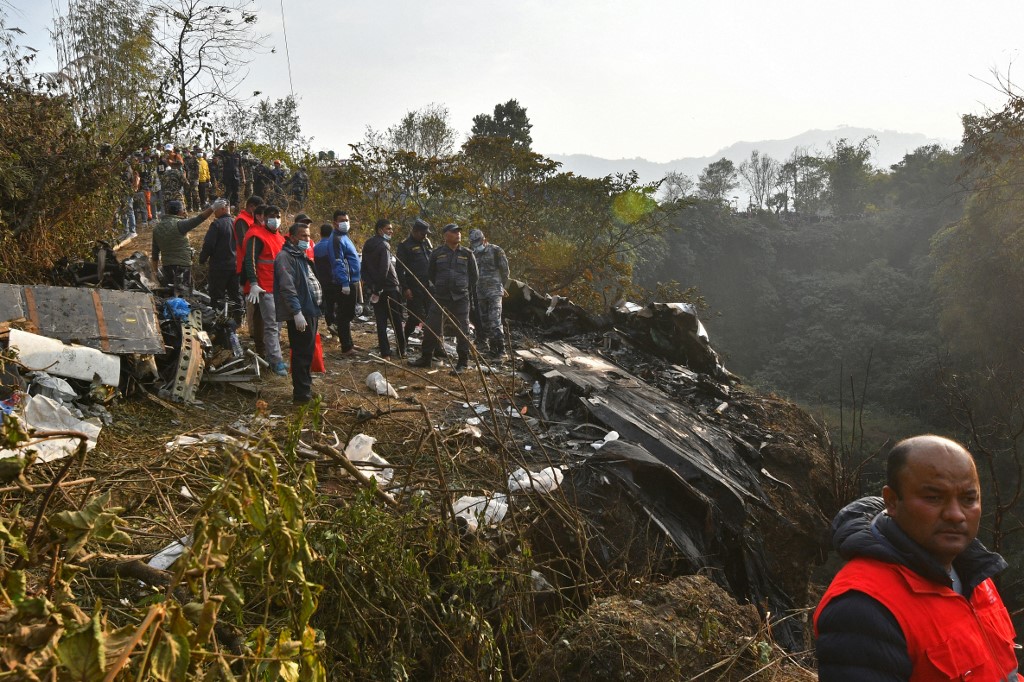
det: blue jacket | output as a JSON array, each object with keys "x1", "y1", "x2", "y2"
[
  {"x1": 273, "y1": 242, "x2": 321, "y2": 321},
  {"x1": 815, "y1": 497, "x2": 1014, "y2": 682},
  {"x1": 312, "y1": 230, "x2": 359, "y2": 287}
]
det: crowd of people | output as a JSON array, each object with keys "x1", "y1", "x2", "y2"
[
  {"x1": 148, "y1": 189, "x2": 510, "y2": 404},
  {"x1": 120, "y1": 141, "x2": 310, "y2": 240}
]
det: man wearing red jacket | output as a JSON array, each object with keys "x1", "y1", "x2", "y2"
[
  {"x1": 242, "y1": 204, "x2": 287, "y2": 376},
  {"x1": 815, "y1": 435, "x2": 1020, "y2": 681}
]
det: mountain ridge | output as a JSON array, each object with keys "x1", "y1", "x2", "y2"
[{"x1": 544, "y1": 127, "x2": 957, "y2": 186}]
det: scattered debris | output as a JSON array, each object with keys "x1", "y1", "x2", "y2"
[
  {"x1": 366, "y1": 371, "x2": 399, "y2": 398},
  {"x1": 9, "y1": 328, "x2": 120, "y2": 386}
]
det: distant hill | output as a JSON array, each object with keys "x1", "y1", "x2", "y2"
[{"x1": 545, "y1": 127, "x2": 957, "y2": 187}]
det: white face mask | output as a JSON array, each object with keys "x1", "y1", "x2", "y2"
[
  {"x1": 266, "y1": 218, "x2": 280, "y2": 230},
  {"x1": 336, "y1": 221, "x2": 350, "y2": 233}
]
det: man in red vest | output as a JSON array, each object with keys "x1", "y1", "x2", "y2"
[
  {"x1": 242, "y1": 204, "x2": 287, "y2": 375},
  {"x1": 815, "y1": 435, "x2": 1020, "y2": 681}
]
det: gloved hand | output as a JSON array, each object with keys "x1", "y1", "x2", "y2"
[
  {"x1": 354, "y1": 303, "x2": 363, "y2": 316},
  {"x1": 212, "y1": 198, "x2": 228, "y2": 211},
  {"x1": 293, "y1": 312, "x2": 307, "y2": 332},
  {"x1": 370, "y1": 293, "x2": 380, "y2": 304},
  {"x1": 246, "y1": 283, "x2": 264, "y2": 304},
  {"x1": 342, "y1": 286, "x2": 351, "y2": 295}
]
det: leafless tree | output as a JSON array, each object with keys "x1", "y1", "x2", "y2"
[
  {"x1": 660, "y1": 170, "x2": 694, "y2": 204},
  {"x1": 149, "y1": 0, "x2": 267, "y2": 135},
  {"x1": 738, "y1": 150, "x2": 781, "y2": 210}
]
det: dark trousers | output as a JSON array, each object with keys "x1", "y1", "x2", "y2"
[
  {"x1": 164, "y1": 265, "x2": 192, "y2": 296},
  {"x1": 321, "y1": 283, "x2": 341, "y2": 327},
  {"x1": 199, "y1": 181, "x2": 211, "y2": 205},
  {"x1": 208, "y1": 268, "x2": 242, "y2": 320},
  {"x1": 334, "y1": 288, "x2": 357, "y2": 351},
  {"x1": 224, "y1": 179, "x2": 240, "y2": 211},
  {"x1": 420, "y1": 295, "x2": 471, "y2": 362},
  {"x1": 287, "y1": 316, "x2": 318, "y2": 401},
  {"x1": 403, "y1": 285, "x2": 433, "y2": 341},
  {"x1": 373, "y1": 290, "x2": 406, "y2": 357}
]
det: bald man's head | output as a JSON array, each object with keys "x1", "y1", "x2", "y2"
[{"x1": 882, "y1": 435, "x2": 981, "y2": 568}]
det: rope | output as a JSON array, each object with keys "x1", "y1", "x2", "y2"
[{"x1": 279, "y1": 0, "x2": 294, "y2": 98}]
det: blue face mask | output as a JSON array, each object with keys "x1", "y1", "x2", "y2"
[
  {"x1": 266, "y1": 218, "x2": 280, "y2": 230},
  {"x1": 297, "y1": 240, "x2": 309, "y2": 251},
  {"x1": 382, "y1": 233, "x2": 391, "y2": 241}
]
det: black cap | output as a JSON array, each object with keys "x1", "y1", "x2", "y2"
[
  {"x1": 294, "y1": 213, "x2": 313, "y2": 224},
  {"x1": 443, "y1": 223, "x2": 460, "y2": 233},
  {"x1": 413, "y1": 218, "x2": 431, "y2": 233},
  {"x1": 166, "y1": 200, "x2": 184, "y2": 215}
]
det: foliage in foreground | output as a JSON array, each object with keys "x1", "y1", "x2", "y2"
[{"x1": 0, "y1": 407, "x2": 534, "y2": 680}]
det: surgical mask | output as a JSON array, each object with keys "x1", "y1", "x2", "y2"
[
  {"x1": 297, "y1": 240, "x2": 309, "y2": 251},
  {"x1": 382, "y1": 233, "x2": 391, "y2": 241},
  {"x1": 336, "y1": 221, "x2": 350, "y2": 233},
  {"x1": 473, "y1": 244, "x2": 485, "y2": 253},
  {"x1": 266, "y1": 218, "x2": 280, "y2": 230}
]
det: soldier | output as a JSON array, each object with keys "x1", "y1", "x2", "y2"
[
  {"x1": 396, "y1": 218, "x2": 433, "y2": 344},
  {"x1": 184, "y1": 148, "x2": 201, "y2": 212},
  {"x1": 161, "y1": 159, "x2": 187, "y2": 208},
  {"x1": 218, "y1": 141, "x2": 242, "y2": 210},
  {"x1": 408, "y1": 223, "x2": 478, "y2": 373},
  {"x1": 289, "y1": 166, "x2": 310, "y2": 208},
  {"x1": 151, "y1": 199, "x2": 216, "y2": 295},
  {"x1": 468, "y1": 229, "x2": 510, "y2": 358}
]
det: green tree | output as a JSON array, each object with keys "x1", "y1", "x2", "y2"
[
  {"x1": 780, "y1": 147, "x2": 827, "y2": 214},
  {"x1": 471, "y1": 98, "x2": 533, "y2": 149},
  {"x1": 385, "y1": 103, "x2": 457, "y2": 158},
  {"x1": 252, "y1": 95, "x2": 308, "y2": 158},
  {"x1": 824, "y1": 137, "x2": 877, "y2": 217},
  {"x1": 697, "y1": 158, "x2": 738, "y2": 203}
]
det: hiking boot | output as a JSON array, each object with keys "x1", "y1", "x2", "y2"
[
  {"x1": 407, "y1": 355, "x2": 433, "y2": 368},
  {"x1": 293, "y1": 392, "x2": 322, "y2": 405}
]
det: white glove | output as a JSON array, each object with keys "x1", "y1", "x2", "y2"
[
  {"x1": 293, "y1": 312, "x2": 307, "y2": 332},
  {"x1": 246, "y1": 283, "x2": 264, "y2": 304},
  {"x1": 354, "y1": 303, "x2": 363, "y2": 316},
  {"x1": 370, "y1": 293, "x2": 380, "y2": 304},
  {"x1": 342, "y1": 286, "x2": 351, "y2": 295}
]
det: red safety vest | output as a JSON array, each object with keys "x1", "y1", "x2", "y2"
[
  {"x1": 242, "y1": 225, "x2": 285, "y2": 293},
  {"x1": 234, "y1": 210, "x2": 255, "y2": 274},
  {"x1": 815, "y1": 558, "x2": 1019, "y2": 681}
]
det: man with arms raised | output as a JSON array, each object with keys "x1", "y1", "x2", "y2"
[{"x1": 815, "y1": 435, "x2": 1020, "y2": 681}]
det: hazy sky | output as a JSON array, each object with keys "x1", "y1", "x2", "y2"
[{"x1": 8, "y1": 0, "x2": 1023, "y2": 161}]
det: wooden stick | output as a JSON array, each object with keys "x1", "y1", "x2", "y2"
[{"x1": 0, "y1": 476, "x2": 95, "y2": 495}]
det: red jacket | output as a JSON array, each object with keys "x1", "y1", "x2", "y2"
[
  {"x1": 242, "y1": 225, "x2": 285, "y2": 293},
  {"x1": 233, "y1": 210, "x2": 255, "y2": 274},
  {"x1": 816, "y1": 557, "x2": 1018, "y2": 681}
]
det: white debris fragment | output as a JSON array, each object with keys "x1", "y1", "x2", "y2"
[
  {"x1": 466, "y1": 417, "x2": 481, "y2": 426},
  {"x1": 366, "y1": 371, "x2": 399, "y2": 398},
  {"x1": 0, "y1": 394, "x2": 102, "y2": 463},
  {"x1": 453, "y1": 494, "x2": 508, "y2": 532},
  {"x1": 507, "y1": 466, "x2": 564, "y2": 494},
  {"x1": 164, "y1": 432, "x2": 239, "y2": 452},
  {"x1": 343, "y1": 433, "x2": 394, "y2": 486},
  {"x1": 148, "y1": 534, "x2": 193, "y2": 571},
  {"x1": 590, "y1": 430, "x2": 620, "y2": 450}
]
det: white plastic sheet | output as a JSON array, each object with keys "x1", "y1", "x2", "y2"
[
  {"x1": 453, "y1": 494, "x2": 508, "y2": 533},
  {"x1": 508, "y1": 466, "x2": 564, "y2": 494},
  {"x1": 366, "y1": 371, "x2": 398, "y2": 398},
  {"x1": 0, "y1": 394, "x2": 102, "y2": 463}
]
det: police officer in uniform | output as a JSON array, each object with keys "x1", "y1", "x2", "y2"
[
  {"x1": 468, "y1": 228, "x2": 510, "y2": 358},
  {"x1": 409, "y1": 223, "x2": 478, "y2": 372},
  {"x1": 396, "y1": 218, "x2": 433, "y2": 345}
]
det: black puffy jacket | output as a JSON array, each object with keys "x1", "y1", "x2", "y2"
[{"x1": 815, "y1": 497, "x2": 1012, "y2": 681}]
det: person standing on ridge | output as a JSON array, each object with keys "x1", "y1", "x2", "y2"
[
  {"x1": 409, "y1": 223, "x2": 478, "y2": 373},
  {"x1": 242, "y1": 204, "x2": 288, "y2": 375},
  {"x1": 468, "y1": 228, "x2": 510, "y2": 359},
  {"x1": 274, "y1": 220, "x2": 321, "y2": 405},
  {"x1": 396, "y1": 218, "x2": 433, "y2": 346},
  {"x1": 361, "y1": 218, "x2": 406, "y2": 359}
]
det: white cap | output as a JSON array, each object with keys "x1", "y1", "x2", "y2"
[{"x1": 164, "y1": 143, "x2": 174, "y2": 151}]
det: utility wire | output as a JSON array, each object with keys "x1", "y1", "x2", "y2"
[{"x1": 279, "y1": 0, "x2": 294, "y2": 98}]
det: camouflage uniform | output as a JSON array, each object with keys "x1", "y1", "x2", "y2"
[
  {"x1": 161, "y1": 166, "x2": 187, "y2": 206},
  {"x1": 469, "y1": 229, "x2": 510, "y2": 356},
  {"x1": 184, "y1": 153, "x2": 200, "y2": 211}
]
